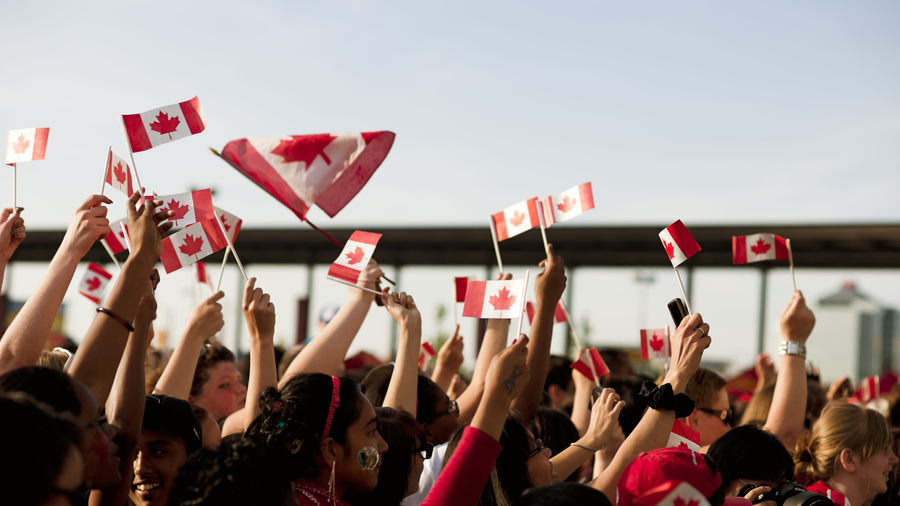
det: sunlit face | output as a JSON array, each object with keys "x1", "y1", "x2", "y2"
[
  {"x1": 853, "y1": 446, "x2": 899, "y2": 502},
  {"x1": 44, "y1": 445, "x2": 84, "y2": 506},
  {"x1": 73, "y1": 380, "x2": 121, "y2": 488},
  {"x1": 406, "y1": 437, "x2": 426, "y2": 498},
  {"x1": 525, "y1": 429, "x2": 555, "y2": 487},
  {"x1": 130, "y1": 429, "x2": 189, "y2": 506},
  {"x1": 692, "y1": 388, "x2": 731, "y2": 447},
  {"x1": 333, "y1": 395, "x2": 388, "y2": 497},
  {"x1": 189, "y1": 361, "x2": 246, "y2": 420}
]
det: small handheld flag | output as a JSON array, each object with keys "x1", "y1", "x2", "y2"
[
  {"x1": 79, "y1": 262, "x2": 113, "y2": 304},
  {"x1": 640, "y1": 327, "x2": 670, "y2": 360},
  {"x1": 462, "y1": 279, "x2": 526, "y2": 319},
  {"x1": 570, "y1": 348, "x2": 609, "y2": 386},
  {"x1": 660, "y1": 220, "x2": 700, "y2": 314},
  {"x1": 326, "y1": 231, "x2": 383, "y2": 295}
]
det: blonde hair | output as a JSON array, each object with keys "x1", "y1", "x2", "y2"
[
  {"x1": 740, "y1": 383, "x2": 775, "y2": 427},
  {"x1": 794, "y1": 401, "x2": 892, "y2": 481},
  {"x1": 36, "y1": 350, "x2": 69, "y2": 371},
  {"x1": 684, "y1": 367, "x2": 727, "y2": 408}
]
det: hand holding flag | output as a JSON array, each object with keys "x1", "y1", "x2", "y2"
[
  {"x1": 660, "y1": 220, "x2": 700, "y2": 314},
  {"x1": 326, "y1": 231, "x2": 383, "y2": 295},
  {"x1": 126, "y1": 190, "x2": 176, "y2": 262},
  {"x1": 571, "y1": 347, "x2": 609, "y2": 385}
]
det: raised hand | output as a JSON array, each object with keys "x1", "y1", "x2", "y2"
[
  {"x1": 534, "y1": 243, "x2": 566, "y2": 306},
  {"x1": 754, "y1": 353, "x2": 776, "y2": 389},
  {"x1": 61, "y1": 195, "x2": 112, "y2": 260},
  {"x1": 437, "y1": 326, "x2": 464, "y2": 370},
  {"x1": 126, "y1": 189, "x2": 175, "y2": 260},
  {"x1": 382, "y1": 287, "x2": 422, "y2": 328},
  {"x1": 135, "y1": 269, "x2": 160, "y2": 326},
  {"x1": 0, "y1": 208, "x2": 26, "y2": 262},
  {"x1": 243, "y1": 277, "x2": 276, "y2": 343},
  {"x1": 185, "y1": 292, "x2": 226, "y2": 342},
  {"x1": 583, "y1": 388, "x2": 625, "y2": 449},
  {"x1": 485, "y1": 335, "x2": 530, "y2": 403},
  {"x1": 665, "y1": 313, "x2": 711, "y2": 392},
  {"x1": 780, "y1": 291, "x2": 815, "y2": 343}
]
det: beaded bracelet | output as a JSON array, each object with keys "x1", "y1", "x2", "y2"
[{"x1": 96, "y1": 307, "x2": 135, "y2": 332}]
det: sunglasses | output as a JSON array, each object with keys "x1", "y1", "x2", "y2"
[
  {"x1": 433, "y1": 399, "x2": 459, "y2": 419},
  {"x1": 414, "y1": 441, "x2": 435, "y2": 459},
  {"x1": 697, "y1": 407, "x2": 733, "y2": 426},
  {"x1": 526, "y1": 438, "x2": 547, "y2": 460}
]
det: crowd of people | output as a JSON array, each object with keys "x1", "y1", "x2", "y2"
[{"x1": 1, "y1": 191, "x2": 899, "y2": 506}]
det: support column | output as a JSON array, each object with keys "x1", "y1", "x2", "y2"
[{"x1": 758, "y1": 268, "x2": 769, "y2": 355}]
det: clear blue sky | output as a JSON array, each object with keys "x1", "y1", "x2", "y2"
[{"x1": 2, "y1": 1, "x2": 898, "y2": 380}]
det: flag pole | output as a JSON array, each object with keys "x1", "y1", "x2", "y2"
[
  {"x1": 558, "y1": 300, "x2": 583, "y2": 351},
  {"x1": 101, "y1": 241, "x2": 122, "y2": 271},
  {"x1": 787, "y1": 239, "x2": 797, "y2": 292},
  {"x1": 665, "y1": 325, "x2": 671, "y2": 373},
  {"x1": 118, "y1": 117, "x2": 144, "y2": 198},
  {"x1": 215, "y1": 247, "x2": 229, "y2": 292},
  {"x1": 214, "y1": 217, "x2": 248, "y2": 281},
  {"x1": 13, "y1": 163, "x2": 16, "y2": 210},
  {"x1": 327, "y1": 276, "x2": 383, "y2": 296},
  {"x1": 99, "y1": 146, "x2": 111, "y2": 195},
  {"x1": 515, "y1": 269, "x2": 531, "y2": 338},
  {"x1": 537, "y1": 203, "x2": 550, "y2": 252},
  {"x1": 489, "y1": 217, "x2": 504, "y2": 274},
  {"x1": 674, "y1": 267, "x2": 692, "y2": 315},
  {"x1": 452, "y1": 280, "x2": 457, "y2": 329}
]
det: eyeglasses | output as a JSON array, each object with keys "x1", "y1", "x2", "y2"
[
  {"x1": 414, "y1": 441, "x2": 435, "y2": 459},
  {"x1": 87, "y1": 415, "x2": 108, "y2": 430},
  {"x1": 526, "y1": 438, "x2": 547, "y2": 460},
  {"x1": 697, "y1": 407, "x2": 733, "y2": 426},
  {"x1": 433, "y1": 399, "x2": 459, "y2": 419}
]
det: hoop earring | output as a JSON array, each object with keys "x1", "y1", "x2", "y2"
[{"x1": 328, "y1": 460, "x2": 337, "y2": 506}]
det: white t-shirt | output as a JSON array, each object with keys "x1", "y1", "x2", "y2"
[{"x1": 401, "y1": 442, "x2": 448, "y2": 506}]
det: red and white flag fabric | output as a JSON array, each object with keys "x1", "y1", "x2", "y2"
[
  {"x1": 196, "y1": 262, "x2": 211, "y2": 288},
  {"x1": 640, "y1": 327, "x2": 670, "y2": 359},
  {"x1": 326, "y1": 231, "x2": 382, "y2": 284},
  {"x1": 492, "y1": 197, "x2": 541, "y2": 241},
  {"x1": 79, "y1": 262, "x2": 113, "y2": 305},
  {"x1": 103, "y1": 219, "x2": 129, "y2": 254},
  {"x1": 418, "y1": 342, "x2": 436, "y2": 369},
  {"x1": 121, "y1": 97, "x2": 207, "y2": 153},
  {"x1": 155, "y1": 190, "x2": 214, "y2": 227},
  {"x1": 733, "y1": 233, "x2": 789, "y2": 264},
  {"x1": 219, "y1": 132, "x2": 396, "y2": 220},
  {"x1": 525, "y1": 301, "x2": 567, "y2": 325},
  {"x1": 667, "y1": 420, "x2": 701, "y2": 452},
  {"x1": 541, "y1": 182, "x2": 594, "y2": 227},
  {"x1": 5, "y1": 128, "x2": 49, "y2": 165},
  {"x1": 659, "y1": 220, "x2": 701, "y2": 267},
  {"x1": 455, "y1": 276, "x2": 474, "y2": 303},
  {"x1": 570, "y1": 348, "x2": 609, "y2": 383},
  {"x1": 462, "y1": 279, "x2": 525, "y2": 319},
  {"x1": 214, "y1": 206, "x2": 242, "y2": 244},
  {"x1": 160, "y1": 219, "x2": 228, "y2": 274},
  {"x1": 860, "y1": 375, "x2": 880, "y2": 404},
  {"x1": 104, "y1": 151, "x2": 134, "y2": 197},
  {"x1": 633, "y1": 481, "x2": 710, "y2": 506}
]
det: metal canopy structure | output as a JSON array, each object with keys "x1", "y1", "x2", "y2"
[{"x1": 12, "y1": 223, "x2": 900, "y2": 268}]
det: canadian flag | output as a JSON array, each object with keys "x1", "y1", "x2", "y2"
[
  {"x1": 196, "y1": 262, "x2": 211, "y2": 287},
  {"x1": 462, "y1": 279, "x2": 526, "y2": 319},
  {"x1": 640, "y1": 327, "x2": 670, "y2": 359},
  {"x1": 154, "y1": 190, "x2": 214, "y2": 228},
  {"x1": 541, "y1": 183, "x2": 594, "y2": 227},
  {"x1": 733, "y1": 234, "x2": 789, "y2": 264},
  {"x1": 659, "y1": 220, "x2": 701, "y2": 267},
  {"x1": 104, "y1": 151, "x2": 134, "y2": 197},
  {"x1": 667, "y1": 419, "x2": 701, "y2": 452},
  {"x1": 632, "y1": 481, "x2": 710, "y2": 506},
  {"x1": 219, "y1": 132, "x2": 395, "y2": 220},
  {"x1": 103, "y1": 219, "x2": 130, "y2": 254},
  {"x1": 213, "y1": 207, "x2": 242, "y2": 244},
  {"x1": 418, "y1": 342, "x2": 436, "y2": 369},
  {"x1": 492, "y1": 197, "x2": 541, "y2": 241},
  {"x1": 326, "y1": 231, "x2": 382, "y2": 284},
  {"x1": 525, "y1": 301, "x2": 567, "y2": 325},
  {"x1": 455, "y1": 276, "x2": 474, "y2": 303},
  {"x1": 121, "y1": 97, "x2": 207, "y2": 153},
  {"x1": 5, "y1": 128, "x2": 49, "y2": 165},
  {"x1": 160, "y1": 219, "x2": 228, "y2": 274},
  {"x1": 570, "y1": 348, "x2": 609, "y2": 383},
  {"x1": 860, "y1": 375, "x2": 880, "y2": 404},
  {"x1": 79, "y1": 262, "x2": 113, "y2": 305}
]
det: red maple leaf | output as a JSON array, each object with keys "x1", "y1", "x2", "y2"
[
  {"x1": 270, "y1": 134, "x2": 337, "y2": 169},
  {"x1": 113, "y1": 161, "x2": 127, "y2": 184},
  {"x1": 118, "y1": 229, "x2": 126, "y2": 239},
  {"x1": 85, "y1": 277, "x2": 102, "y2": 292},
  {"x1": 664, "y1": 241, "x2": 675, "y2": 259},
  {"x1": 509, "y1": 209, "x2": 526, "y2": 227},
  {"x1": 750, "y1": 238, "x2": 771, "y2": 256},
  {"x1": 178, "y1": 234, "x2": 205, "y2": 259},
  {"x1": 650, "y1": 333, "x2": 665, "y2": 352},
  {"x1": 674, "y1": 498, "x2": 699, "y2": 506},
  {"x1": 556, "y1": 195, "x2": 577, "y2": 213},
  {"x1": 148, "y1": 111, "x2": 181, "y2": 139},
  {"x1": 220, "y1": 214, "x2": 230, "y2": 233},
  {"x1": 678, "y1": 441, "x2": 688, "y2": 448},
  {"x1": 489, "y1": 287, "x2": 517, "y2": 311},
  {"x1": 11, "y1": 134, "x2": 30, "y2": 154},
  {"x1": 160, "y1": 198, "x2": 190, "y2": 226},
  {"x1": 345, "y1": 246, "x2": 365, "y2": 265}
]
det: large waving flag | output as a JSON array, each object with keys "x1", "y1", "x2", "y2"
[
  {"x1": 217, "y1": 132, "x2": 395, "y2": 220},
  {"x1": 121, "y1": 97, "x2": 207, "y2": 153}
]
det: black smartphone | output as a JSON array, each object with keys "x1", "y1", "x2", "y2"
[
  {"x1": 667, "y1": 298, "x2": 689, "y2": 327},
  {"x1": 589, "y1": 386, "x2": 605, "y2": 408}
]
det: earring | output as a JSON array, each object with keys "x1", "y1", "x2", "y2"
[{"x1": 328, "y1": 460, "x2": 336, "y2": 506}]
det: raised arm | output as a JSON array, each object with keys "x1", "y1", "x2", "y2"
[
  {"x1": 550, "y1": 387, "x2": 624, "y2": 481},
  {"x1": 0, "y1": 208, "x2": 26, "y2": 294},
  {"x1": 0, "y1": 196, "x2": 110, "y2": 374},
  {"x1": 280, "y1": 260, "x2": 383, "y2": 384},
  {"x1": 589, "y1": 313, "x2": 710, "y2": 499},
  {"x1": 242, "y1": 278, "x2": 277, "y2": 432},
  {"x1": 431, "y1": 325, "x2": 464, "y2": 392},
  {"x1": 152, "y1": 292, "x2": 225, "y2": 399},
  {"x1": 382, "y1": 288, "x2": 422, "y2": 414},
  {"x1": 764, "y1": 291, "x2": 815, "y2": 449},
  {"x1": 512, "y1": 244, "x2": 566, "y2": 425},
  {"x1": 570, "y1": 349, "x2": 593, "y2": 436},
  {"x1": 69, "y1": 192, "x2": 173, "y2": 405}
]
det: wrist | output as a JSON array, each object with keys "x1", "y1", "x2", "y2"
[{"x1": 663, "y1": 371, "x2": 691, "y2": 394}]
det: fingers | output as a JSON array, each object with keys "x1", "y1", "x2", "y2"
[
  {"x1": 450, "y1": 324, "x2": 460, "y2": 339},
  {"x1": 243, "y1": 277, "x2": 258, "y2": 307},
  {"x1": 158, "y1": 222, "x2": 174, "y2": 235},
  {"x1": 496, "y1": 272, "x2": 512, "y2": 281},
  {"x1": 208, "y1": 291, "x2": 226, "y2": 304},
  {"x1": 0, "y1": 208, "x2": 11, "y2": 222},
  {"x1": 81, "y1": 194, "x2": 113, "y2": 211},
  {"x1": 149, "y1": 269, "x2": 161, "y2": 291}
]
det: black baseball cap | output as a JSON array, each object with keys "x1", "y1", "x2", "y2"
[{"x1": 143, "y1": 394, "x2": 203, "y2": 455}]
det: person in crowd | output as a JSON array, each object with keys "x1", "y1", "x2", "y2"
[
  {"x1": 682, "y1": 367, "x2": 731, "y2": 450},
  {"x1": 515, "y1": 482, "x2": 612, "y2": 506},
  {"x1": 739, "y1": 383, "x2": 775, "y2": 426},
  {"x1": 616, "y1": 447, "x2": 726, "y2": 506},
  {"x1": 707, "y1": 424, "x2": 796, "y2": 502},
  {"x1": 542, "y1": 355, "x2": 575, "y2": 412},
  {"x1": 192, "y1": 404, "x2": 222, "y2": 449},
  {"x1": 794, "y1": 401, "x2": 899, "y2": 506},
  {"x1": 529, "y1": 407, "x2": 581, "y2": 482}
]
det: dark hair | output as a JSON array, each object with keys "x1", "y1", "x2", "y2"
[
  {"x1": 707, "y1": 425, "x2": 795, "y2": 487},
  {"x1": 191, "y1": 343, "x2": 236, "y2": 397},
  {"x1": 361, "y1": 364, "x2": 444, "y2": 424},
  {"x1": 515, "y1": 482, "x2": 611, "y2": 506},
  {"x1": 599, "y1": 375, "x2": 652, "y2": 437},
  {"x1": 246, "y1": 373, "x2": 363, "y2": 480},
  {"x1": 543, "y1": 355, "x2": 573, "y2": 392},
  {"x1": 0, "y1": 366, "x2": 82, "y2": 416},
  {"x1": 446, "y1": 411, "x2": 533, "y2": 506},
  {"x1": 0, "y1": 393, "x2": 83, "y2": 506},
  {"x1": 167, "y1": 437, "x2": 292, "y2": 506},
  {"x1": 530, "y1": 408, "x2": 580, "y2": 482},
  {"x1": 344, "y1": 407, "x2": 426, "y2": 506}
]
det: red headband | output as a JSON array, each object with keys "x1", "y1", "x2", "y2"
[{"x1": 321, "y1": 376, "x2": 341, "y2": 444}]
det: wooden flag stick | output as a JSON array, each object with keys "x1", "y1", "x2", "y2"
[
  {"x1": 215, "y1": 247, "x2": 229, "y2": 292},
  {"x1": 99, "y1": 146, "x2": 112, "y2": 195},
  {"x1": 665, "y1": 325, "x2": 671, "y2": 373},
  {"x1": 537, "y1": 203, "x2": 550, "y2": 252},
  {"x1": 489, "y1": 217, "x2": 504, "y2": 274},
  {"x1": 101, "y1": 241, "x2": 122, "y2": 271},
  {"x1": 118, "y1": 117, "x2": 144, "y2": 198},
  {"x1": 558, "y1": 300, "x2": 583, "y2": 352},
  {"x1": 515, "y1": 269, "x2": 531, "y2": 338},
  {"x1": 13, "y1": 163, "x2": 17, "y2": 210},
  {"x1": 674, "y1": 267, "x2": 692, "y2": 315},
  {"x1": 787, "y1": 239, "x2": 797, "y2": 292},
  {"x1": 215, "y1": 217, "x2": 248, "y2": 281},
  {"x1": 327, "y1": 276, "x2": 383, "y2": 296},
  {"x1": 452, "y1": 280, "x2": 457, "y2": 328}
]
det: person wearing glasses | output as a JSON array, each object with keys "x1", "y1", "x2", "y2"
[{"x1": 682, "y1": 367, "x2": 732, "y2": 450}]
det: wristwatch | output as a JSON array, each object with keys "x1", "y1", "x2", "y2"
[{"x1": 779, "y1": 340, "x2": 807, "y2": 359}]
